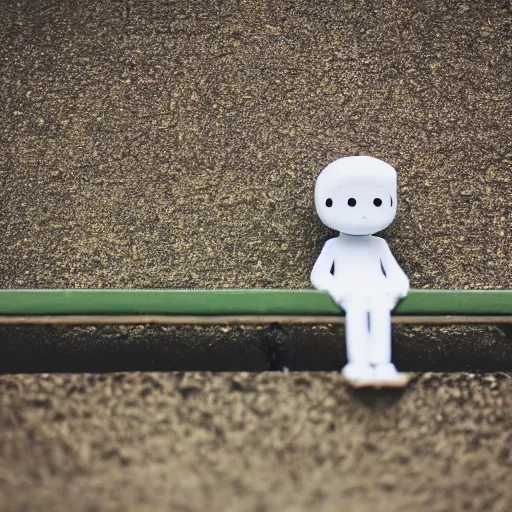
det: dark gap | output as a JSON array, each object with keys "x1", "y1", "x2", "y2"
[
  {"x1": 380, "y1": 259, "x2": 387, "y2": 277},
  {"x1": 0, "y1": 325, "x2": 512, "y2": 374},
  {"x1": 330, "y1": 261, "x2": 335, "y2": 275}
]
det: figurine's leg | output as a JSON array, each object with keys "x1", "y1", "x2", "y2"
[
  {"x1": 340, "y1": 298, "x2": 373, "y2": 381},
  {"x1": 368, "y1": 296, "x2": 398, "y2": 379}
]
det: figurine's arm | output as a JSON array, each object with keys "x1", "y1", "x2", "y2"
[
  {"x1": 310, "y1": 239, "x2": 336, "y2": 293},
  {"x1": 379, "y1": 239, "x2": 410, "y2": 298}
]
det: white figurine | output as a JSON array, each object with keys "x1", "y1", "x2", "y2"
[{"x1": 311, "y1": 156, "x2": 410, "y2": 385}]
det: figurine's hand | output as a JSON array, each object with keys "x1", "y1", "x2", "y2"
[
  {"x1": 401, "y1": 280, "x2": 410, "y2": 298},
  {"x1": 328, "y1": 288, "x2": 349, "y2": 305},
  {"x1": 311, "y1": 276, "x2": 333, "y2": 294},
  {"x1": 398, "y1": 288, "x2": 409, "y2": 299},
  {"x1": 392, "y1": 284, "x2": 409, "y2": 300}
]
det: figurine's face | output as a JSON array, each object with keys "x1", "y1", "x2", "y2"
[{"x1": 316, "y1": 183, "x2": 397, "y2": 235}]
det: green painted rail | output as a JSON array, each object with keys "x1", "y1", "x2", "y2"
[{"x1": 0, "y1": 289, "x2": 510, "y2": 316}]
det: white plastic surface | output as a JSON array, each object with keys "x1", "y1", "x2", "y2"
[{"x1": 311, "y1": 156, "x2": 409, "y2": 383}]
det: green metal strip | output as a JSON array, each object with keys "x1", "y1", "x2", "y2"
[{"x1": 0, "y1": 289, "x2": 510, "y2": 316}]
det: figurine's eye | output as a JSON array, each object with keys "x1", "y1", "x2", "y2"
[
  {"x1": 325, "y1": 198, "x2": 333, "y2": 207},
  {"x1": 348, "y1": 198, "x2": 356, "y2": 207},
  {"x1": 373, "y1": 198, "x2": 382, "y2": 207}
]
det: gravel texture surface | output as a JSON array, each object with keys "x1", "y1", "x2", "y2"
[{"x1": 2, "y1": 372, "x2": 512, "y2": 512}]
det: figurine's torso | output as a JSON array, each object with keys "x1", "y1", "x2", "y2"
[{"x1": 331, "y1": 234, "x2": 389, "y2": 294}]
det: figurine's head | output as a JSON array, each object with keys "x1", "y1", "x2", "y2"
[{"x1": 314, "y1": 156, "x2": 398, "y2": 235}]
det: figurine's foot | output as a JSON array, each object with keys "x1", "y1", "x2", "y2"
[
  {"x1": 373, "y1": 363, "x2": 399, "y2": 381},
  {"x1": 345, "y1": 363, "x2": 410, "y2": 388},
  {"x1": 341, "y1": 363, "x2": 374, "y2": 382}
]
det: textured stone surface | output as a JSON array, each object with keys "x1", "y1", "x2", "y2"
[
  {"x1": 1, "y1": 372, "x2": 512, "y2": 512},
  {"x1": 1, "y1": 0, "x2": 511, "y2": 290}
]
